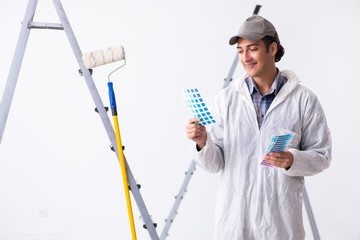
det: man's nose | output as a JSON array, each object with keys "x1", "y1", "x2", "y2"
[{"x1": 242, "y1": 51, "x2": 252, "y2": 62}]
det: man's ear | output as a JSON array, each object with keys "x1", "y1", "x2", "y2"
[{"x1": 270, "y1": 42, "x2": 278, "y2": 57}]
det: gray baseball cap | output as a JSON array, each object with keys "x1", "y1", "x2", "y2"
[{"x1": 229, "y1": 15, "x2": 279, "y2": 45}]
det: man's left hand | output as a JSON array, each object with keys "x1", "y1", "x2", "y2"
[{"x1": 264, "y1": 151, "x2": 293, "y2": 169}]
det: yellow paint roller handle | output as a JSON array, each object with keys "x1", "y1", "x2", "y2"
[
  {"x1": 113, "y1": 115, "x2": 137, "y2": 240},
  {"x1": 108, "y1": 82, "x2": 137, "y2": 240}
]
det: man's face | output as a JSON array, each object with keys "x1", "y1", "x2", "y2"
[{"x1": 237, "y1": 38, "x2": 276, "y2": 79}]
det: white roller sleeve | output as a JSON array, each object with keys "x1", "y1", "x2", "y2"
[{"x1": 82, "y1": 45, "x2": 125, "y2": 68}]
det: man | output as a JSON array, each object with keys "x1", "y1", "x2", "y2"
[{"x1": 186, "y1": 16, "x2": 332, "y2": 240}]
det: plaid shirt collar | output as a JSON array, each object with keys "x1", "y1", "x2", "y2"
[
  {"x1": 245, "y1": 68, "x2": 285, "y2": 96},
  {"x1": 245, "y1": 69, "x2": 288, "y2": 129}
]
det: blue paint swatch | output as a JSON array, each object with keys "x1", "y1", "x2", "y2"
[
  {"x1": 182, "y1": 88, "x2": 216, "y2": 126},
  {"x1": 261, "y1": 134, "x2": 294, "y2": 167}
]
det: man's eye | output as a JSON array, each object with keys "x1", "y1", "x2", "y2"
[
  {"x1": 250, "y1": 48, "x2": 258, "y2": 51},
  {"x1": 238, "y1": 50, "x2": 244, "y2": 54}
]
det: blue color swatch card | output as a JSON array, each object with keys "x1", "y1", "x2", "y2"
[
  {"x1": 182, "y1": 88, "x2": 216, "y2": 126},
  {"x1": 261, "y1": 134, "x2": 294, "y2": 167}
]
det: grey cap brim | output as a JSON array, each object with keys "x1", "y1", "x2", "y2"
[{"x1": 229, "y1": 32, "x2": 266, "y2": 45}]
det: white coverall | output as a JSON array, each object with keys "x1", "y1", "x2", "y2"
[{"x1": 195, "y1": 70, "x2": 332, "y2": 240}]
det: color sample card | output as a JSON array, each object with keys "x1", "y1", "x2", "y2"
[
  {"x1": 261, "y1": 134, "x2": 294, "y2": 167},
  {"x1": 182, "y1": 88, "x2": 216, "y2": 126}
]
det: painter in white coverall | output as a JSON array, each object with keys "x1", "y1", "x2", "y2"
[
  {"x1": 186, "y1": 16, "x2": 331, "y2": 240},
  {"x1": 195, "y1": 70, "x2": 331, "y2": 239}
]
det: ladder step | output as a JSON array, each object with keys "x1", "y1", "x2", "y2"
[{"x1": 28, "y1": 21, "x2": 64, "y2": 30}]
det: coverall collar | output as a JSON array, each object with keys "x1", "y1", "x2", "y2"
[{"x1": 236, "y1": 70, "x2": 300, "y2": 97}]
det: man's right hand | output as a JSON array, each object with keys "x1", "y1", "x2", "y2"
[{"x1": 186, "y1": 118, "x2": 207, "y2": 150}]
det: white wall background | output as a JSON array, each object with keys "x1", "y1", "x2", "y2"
[{"x1": 0, "y1": 0, "x2": 359, "y2": 239}]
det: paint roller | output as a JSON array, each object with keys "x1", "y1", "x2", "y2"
[
  {"x1": 82, "y1": 45, "x2": 125, "y2": 69},
  {"x1": 81, "y1": 45, "x2": 137, "y2": 240},
  {"x1": 79, "y1": 45, "x2": 126, "y2": 77}
]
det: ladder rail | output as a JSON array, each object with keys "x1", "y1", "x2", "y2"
[
  {"x1": 304, "y1": 186, "x2": 321, "y2": 240},
  {"x1": 160, "y1": 160, "x2": 196, "y2": 240},
  {"x1": 0, "y1": 0, "x2": 38, "y2": 145}
]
